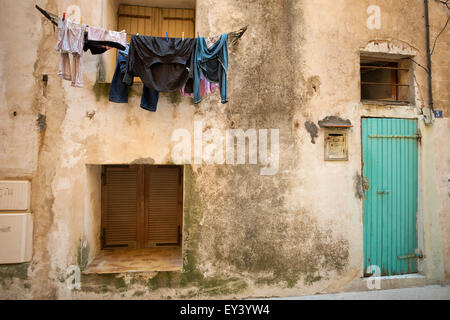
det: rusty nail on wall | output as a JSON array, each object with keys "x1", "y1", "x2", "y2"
[
  {"x1": 42, "y1": 74, "x2": 49, "y2": 98},
  {"x1": 86, "y1": 111, "x2": 96, "y2": 120}
]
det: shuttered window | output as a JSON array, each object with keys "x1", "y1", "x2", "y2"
[
  {"x1": 118, "y1": 5, "x2": 195, "y2": 40},
  {"x1": 102, "y1": 165, "x2": 183, "y2": 249}
]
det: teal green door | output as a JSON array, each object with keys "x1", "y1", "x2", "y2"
[{"x1": 362, "y1": 118, "x2": 419, "y2": 276}]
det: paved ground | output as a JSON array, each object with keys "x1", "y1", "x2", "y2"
[{"x1": 270, "y1": 285, "x2": 449, "y2": 300}]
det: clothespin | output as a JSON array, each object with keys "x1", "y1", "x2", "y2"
[
  {"x1": 182, "y1": 32, "x2": 185, "y2": 41},
  {"x1": 166, "y1": 32, "x2": 169, "y2": 42},
  {"x1": 62, "y1": 12, "x2": 66, "y2": 21},
  {"x1": 197, "y1": 32, "x2": 200, "y2": 38}
]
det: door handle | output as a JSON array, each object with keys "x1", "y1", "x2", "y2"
[
  {"x1": 397, "y1": 253, "x2": 423, "y2": 260},
  {"x1": 376, "y1": 190, "x2": 391, "y2": 195}
]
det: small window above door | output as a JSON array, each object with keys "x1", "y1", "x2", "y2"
[{"x1": 360, "y1": 56, "x2": 414, "y2": 105}]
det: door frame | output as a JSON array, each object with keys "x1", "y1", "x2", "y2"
[{"x1": 360, "y1": 116, "x2": 424, "y2": 277}]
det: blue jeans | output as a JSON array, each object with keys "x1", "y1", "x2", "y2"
[{"x1": 109, "y1": 44, "x2": 159, "y2": 112}]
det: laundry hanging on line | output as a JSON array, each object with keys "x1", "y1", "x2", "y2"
[
  {"x1": 55, "y1": 17, "x2": 86, "y2": 87},
  {"x1": 109, "y1": 44, "x2": 160, "y2": 112},
  {"x1": 84, "y1": 26, "x2": 127, "y2": 55},
  {"x1": 55, "y1": 17, "x2": 228, "y2": 110},
  {"x1": 55, "y1": 17, "x2": 127, "y2": 86},
  {"x1": 123, "y1": 35, "x2": 197, "y2": 92},
  {"x1": 37, "y1": 5, "x2": 240, "y2": 112},
  {"x1": 109, "y1": 38, "x2": 220, "y2": 112},
  {"x1": 191, "y1": 33, "x2": 229, "y2": 104}
]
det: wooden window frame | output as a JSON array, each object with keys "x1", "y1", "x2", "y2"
[
  {"x1": 118, "y1": 5, "x2": 195, "y2": 39},
  {"x1": 101, "y1": 164, "x2": 183, "y2": 250},
  {"x1": 360, "y1": 57, "x2": 411, "y2": 105}
]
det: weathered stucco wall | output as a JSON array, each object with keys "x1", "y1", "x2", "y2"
[{"x1": 0, "y1": 0, "x2": 448, "y2": 299}]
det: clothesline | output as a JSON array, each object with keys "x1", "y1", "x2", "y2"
[
  {"x1": 41, "y1": 4, "x2": 245, "y2": 112},
  {"x1": 35, "y1": 5, "x2": 247, "y2": 42}
]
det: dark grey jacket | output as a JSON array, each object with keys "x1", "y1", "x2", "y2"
[{"x1": 123, "y1": 35, "x2": 196, "y2": 92}]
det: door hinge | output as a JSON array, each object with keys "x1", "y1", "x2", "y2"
[
  {"x1": 416, "y1": 128, "x2": 422, "y2": 140},
  {"x1": 362, "y1": 176, "x2": 370, "y2": 192}
]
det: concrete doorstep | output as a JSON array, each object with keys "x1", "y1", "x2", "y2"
[{"x1": 268, "y1": 285, "x2": 450, "y2": 300}]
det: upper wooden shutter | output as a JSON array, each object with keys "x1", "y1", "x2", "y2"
[
  {"x1": 161, "y1": 8, "x2": 195, "y2": 38},
  {"x1": 102, "y1": 166, "x2": 138, "y2": 248},
  {"x1": 146, "y1": 166, "x2": 182, "y2": 245},
  {"x1": 118, "y1": 5, "x2": 195, "y2": 40},
  {"x1": 118, "y1": 5, "x2": 161, "y2": 42}
]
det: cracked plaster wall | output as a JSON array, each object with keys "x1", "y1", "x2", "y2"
[{"x1": 0, "y1": 0, "x2": 448, "y2": 299}]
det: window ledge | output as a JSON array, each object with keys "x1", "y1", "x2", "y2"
[
  {"x1": 83, "y1": 247, "x2": 182, "y2": 274},
  {"x1": 96, "y1": 81, "x2": 145, "y2": 86},
  {"x1": 361, "y1": 100, "x2": 414, "y2": 107}
]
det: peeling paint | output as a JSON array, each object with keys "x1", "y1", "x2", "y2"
[
  {"x1": 304, "y1": 121, "x2": 319, "y2": 144},
  {"x1": 0, "y1": 264, "x2": 30, "y2": 289},
  {"x1": 354, "y1": 172, "x2": 364, "y2": 200}
]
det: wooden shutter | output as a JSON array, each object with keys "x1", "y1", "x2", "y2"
[
  {"x1": 146, "y1": 166, "x2": 182, "y2": 246},
  {"x1": 161, "y1": 8, "x2": 195, "y2": 38},
  {"x1": 101, "y1": 165, "x2": 183, "y2": 249},
  {"x1": 118, "y1": 5, "x2": 194, "y2": 40},
  {"x1": 118, "y1": 5, "x2": 161, "y2": 41},
  {"x1": 102, "y1": 166, "x2": 138, "y2": 248}
]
